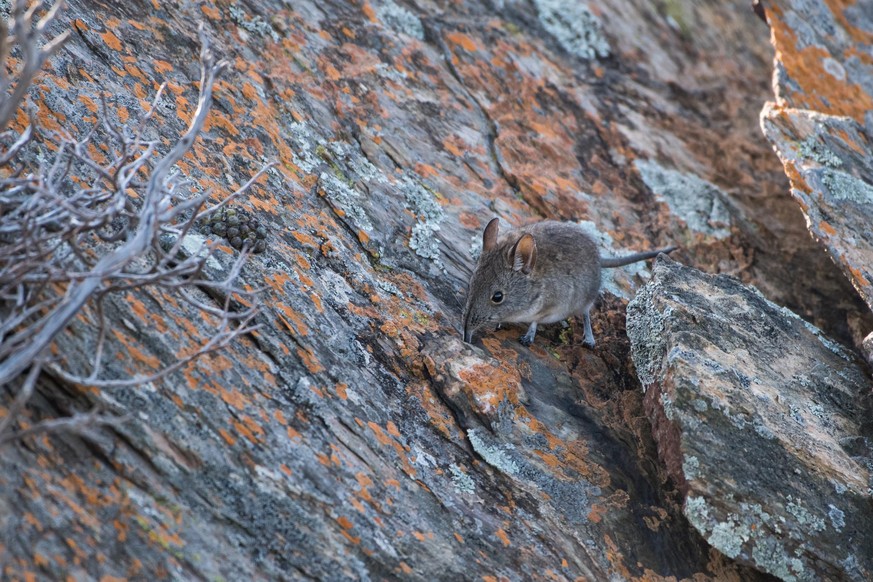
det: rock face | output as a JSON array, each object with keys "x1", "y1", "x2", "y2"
[
  {"x1": 1, "y1": 0, "x2": 872, "y2": 580},
  {"x1": 761, "y1": 0, "x2": 873, "y2": 319},
  {"x1": 627, "y1": 257, "x2": 873, "y2": 581}
]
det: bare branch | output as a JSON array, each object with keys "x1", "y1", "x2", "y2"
[
  {"x1": 0, "y1": 407, "x2": 131, "y2": 447},
  {"x1": 0, "y1": 0, "x2": 69, "y2": 132},
  {"x1": 0, "y1": 1, "x2": 270, "y2": 437},
  {"x1": 0, "y1": 357, "x2": 42, "y2": 438}
]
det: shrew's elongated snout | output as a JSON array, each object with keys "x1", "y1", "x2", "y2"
[
  {"x1": 462, "y1": 304, "x2": 476, "y2": 343},
  {"x1": 462, "y1": 310, "x2": 473, "y2": 343}
]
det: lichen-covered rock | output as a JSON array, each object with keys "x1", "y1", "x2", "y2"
[
  {"x1": 627, "y1": 257, "x2": 873, "y2": 581},
  {"x1": 1, "y1": 0, "x2": 871, "y2": 580},
  {"x1": 761, "y1": 0, "x2": 873, "y2": 318}
]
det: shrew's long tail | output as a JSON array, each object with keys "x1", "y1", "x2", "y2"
[{"x1": 600, "y1": 246, "x2": 677, "y2": 268}]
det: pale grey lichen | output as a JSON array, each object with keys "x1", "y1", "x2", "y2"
[
  {"x1": 285, "y1": 123, "x2": 385, "y2": 235},
  {"x1": 229, "y1": 3, "x2": 280, "y2": 42},
  {"x1": 750, "y1": 537, "x2": 807, "y2": 582},
  {"x1": 786, "y1": 496, "x2": 825, "y2": 534},
  {"x1": 798, "y1": 136, "x2": 843, "y2": 168},
  {"x1": 401, "y1": 176, "x2": 445, "y2": 267},
  {"x1": 625, "y1": 283, "x2": 669, "y2": 389},
  {"x1": 319, "y1": 171, "x2": 373, "y2": 233},
  {"x1": 375, "y1": 279, "x2": 402, "y2": 297},
  {"x1": 376, "y1": 0, "x2": 424, "y2": 40},
  {"x1": 372, "y1": 63, "x2": 409, "y2": 84},
  {"x1": 828, "y1": 504, "x2": 846, "y2": 531},
  {"x1": 821, "y1": 169, "x2": 873, "y2": 205},
  {"x1": 532, "y1": 0, "x2": 610, "y2": 60},
  {"x1": 449, "y1": 463, "x2": 476, "y2": 494},
  {"x1": 709, "y1": 516, "x2": 751, "y2": 559},
  {"x1": 287, "y1": 122, "x2": 322, "y2": 173},
  {"x1": 684, "y1": 495, "x2": 710, "y2": 525},
  {"x1": 753, "y1": 422, "x2": 776, "y2": 440},
  {"x1": 469, "y1": 233, "x2": 483, "y2": 262},
  {"x1": 467, "y1": 428, "x2": 520, "y2": 476},
  {"x1": 660, "y1": 391, "x2": 675, "y2": 421},
  {"x1": 685, "y1": 497, "x2": 810, "y2": 581},
  {"x1": 682, "y1": 455, "x2": 700, "y2": 480},
  {"x1": 635, "y1": 159, "x2": 732, "y2": 239},
  {"x1": 325, "y1": 140, "x2": 384, "y2": 183}
]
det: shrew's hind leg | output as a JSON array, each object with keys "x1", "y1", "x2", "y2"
[
  {"x1": 519, "y1": 322, "x2": 537, "y2": 347},
  {"x1": 580, "y1": 307, "x2": 595, "y2": 348}
]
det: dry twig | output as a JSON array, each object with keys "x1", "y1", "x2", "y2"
[{"x1": 0, "y1": 1, "x2": 270, "y2": 443}]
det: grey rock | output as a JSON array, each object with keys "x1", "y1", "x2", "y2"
[{"x1": 627, "y1": 257, "x2": 873, "y2": 581}]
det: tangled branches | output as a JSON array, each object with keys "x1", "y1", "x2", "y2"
[{"x1": 0, "y1": 1, "x2": 269, "y2": 443}]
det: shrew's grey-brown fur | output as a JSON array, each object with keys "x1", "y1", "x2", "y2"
[{"x1": 462, "y1": 218, "x2": 676, "y2": 347}]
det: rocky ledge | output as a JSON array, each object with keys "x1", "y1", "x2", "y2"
[{"x1": 627, "y1": 257, "x2": 873, "y2": 581}]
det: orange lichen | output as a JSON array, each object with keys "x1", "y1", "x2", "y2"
[
  {"x1": 276, "y1": 304, "x2": 310, "y2": 336},
  {"x1": 232, "y1": 416, "x2": 265, "y2": 445},
  {"x1": 112, "y1": 519, "x2": 130, "y2": 543},
  {"x1": 219, "y1": 388, "x2": 247, "y2": 411},
  {"x1": 819, "y1": 221, "x2": 837, "y2": 236},
  {"x1": 446, "y1": 32, "x2": 478, "y2": 53},
  {"x1": 111, "y1": 329, "x2": 160, "y2": 370},
  {"x1": 200, "y1": 4, "x2": 220, "y2": 19},
  {"x1": 218, "y1": 429, "x2": 236, "y2": 446},
  {"x1": 296, "y1": 346, "x2": 325, "y2": 373},
  {"x1": 79, "y1": 95, "x2": 98, "y2": 113},
  {"x1": 442, "y1": 138, "x2": 463, "y2": 157},
  {"x1": 494, "y1": 529, "x2": 510, "y2": 547},
  {"x1": 588, "y1": 504, "x2": 606, "y2": 524},
  {"x1": 770, "y1": 16, "x2": 873, "y2": 121},
  {"x1": 100, "y1": 30, "x2": 122, "y2": 52},
  {"x1": 367, "y1": 421, "x2": 392, "y2": 446}
]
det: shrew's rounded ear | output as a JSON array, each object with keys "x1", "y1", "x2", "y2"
[
  {"x1": 483, "y1": 217, "x2": 499, "y2": 253},
  {"x1": 510, "y1": 233, "x2": 536, "y2": 274}
]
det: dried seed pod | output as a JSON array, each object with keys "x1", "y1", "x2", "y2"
[
  {"x1": 226, "y1": 226, "x2": 240, "y2": 238},
  {"x1": 239, "y1": 224, "x2": 250, "y2": 235},
  {"x1": 255, "y1": 227, "x2": 267, "y2": 238},
  {"x1": 254, "y1": 240, "x2": 267, "y2": 253},
  {"x1": 230, "y1": 236, "x2": 243, "y2": 249},
  {"x1": 211, "y1": 222, "x2": 227, "y2": 235},
  {"x1": 227, "y1": 215, "x2": 241, "y2": 226}
]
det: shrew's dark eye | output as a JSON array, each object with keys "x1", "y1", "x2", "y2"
[{"x1": 491, "y1": 291, "x2": 504, "y2": 304}]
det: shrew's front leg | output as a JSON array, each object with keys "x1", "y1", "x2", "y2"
[
  {"x1": 580, "y1": 309, "x2": 595, "y2": 348},
  {"x1": 519, "y1": 322, "x2": 538, "y2": 346}
]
